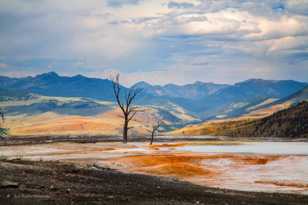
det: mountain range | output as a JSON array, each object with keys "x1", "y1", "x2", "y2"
[
  {"x1": 132, "y1": 81, "x2": 228, "y2": 100},
  {"x1": 0, "y1": 72, "x2": 122, "y2": 101},
  {"x1": 0, "y1": 72, "x2": 307, "y2": 121}
]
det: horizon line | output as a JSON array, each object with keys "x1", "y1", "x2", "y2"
[{"x1": 1, "y1": 71, "x2": 307, "y2": 87}]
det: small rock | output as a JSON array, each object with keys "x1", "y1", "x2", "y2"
[
  {"x1": 19, "y1": 184, "x2": 26, "y2": 190},
  {"x1": 66, "y1": 188, "x2": 71, "y2": 193},
  {"x1": 50, "y1": 185, "x2": 57, "y2": 191}
]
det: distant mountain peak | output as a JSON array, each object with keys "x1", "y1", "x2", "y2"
[
  {"x1": 164, "y1": 83, "x2": 177, "y2": 88},
  {"x1": 73, "y1": 74, "x2": 87, "y2": 79},
  {"x1": 245, "y1": 78, "x2": 266, "y2": 82},
  {"x1": 192, "y1": 81, "x2": 205, "y2": 85},
  {"x1": 36, "y1": 71, "x2": 59, "y2": 78},
  {"x1": 131, "y1": 81, "x2": 153, "y2": 89},
  {"x1": 192, "y1": 81, "x2": 214, "y2": 86},
  {"x1": 240, "y1": 78, "x2": 271, "y2": 84}
]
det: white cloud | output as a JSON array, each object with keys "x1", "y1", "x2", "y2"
[
  {"x1": 267, "y1": 36, "x2": 308, "y2": 52},
  {"x1": 0, "y1": 0, "x2": 308, "y2": 84},
  {"x1": 246, "y1": 15, "x2": 308, "y2": 40},
  {"x1": 0, "y1": 0, "x2": 150, "y2": 63}
]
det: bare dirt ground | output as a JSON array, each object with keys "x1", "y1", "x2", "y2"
[
  {"x1": 1, "y1": 159, "x2": 308, "y2": 205},
  {"x1": 0, "y1": 135, "x2": 220, "y2": 146}
]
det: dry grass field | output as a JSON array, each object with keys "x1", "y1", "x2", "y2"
[{"x1": 5, "y1": 108, "x2": 158, "y2": 137}]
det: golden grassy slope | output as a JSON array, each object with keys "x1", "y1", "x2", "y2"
[
  {"x1": 5, "y1": 108, "x2": 159, "y2": 137},
  {"x1": 169, "y1": 118, "x2": 252, "y2": 136},
  {"x1": 2, "y1": 94, "x2": 198, "y2": 137},
  {"x1": 170, "y1": 102, "x2": 292, "y2": 136}
]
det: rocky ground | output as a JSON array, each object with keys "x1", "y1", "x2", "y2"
[{"x1": 0, "y1": 159, "x2": 308, "y2": 205}]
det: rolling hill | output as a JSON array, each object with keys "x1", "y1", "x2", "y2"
[
  {"x1": 0, "y1": 94, "x2": 197, "y2": 136},
  {"x1": 272, "y1": 86, "x2": 308, "y2": 105},
  {"x1": 134, "y1": 78, "x2": 307, "y2": 120},
  {"x1": 0, "y1": 88, "x2": 31, "y2": 101},
  {"x1": 171, "y1": 101, "x2": 308, "y2": 138},
  {"x1": 240, "y1": 86, "x2": 308, "y2": 119},
  {"x1": 187, "y1": 79, "x2": 308, "y2": 119},
  {"x1": 219, "y1": 101, "x2": 308, "y2": 138}
]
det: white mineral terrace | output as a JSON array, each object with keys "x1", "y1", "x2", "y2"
[{"x1": 1, "y1": 139, "x2": 308, "y2": 194}]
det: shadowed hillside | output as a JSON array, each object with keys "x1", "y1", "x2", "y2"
[
  {"x1": 221, "y1": 101, "x2": 308, "y2": 138},
  {"x1": 273, "y1": 86, "x2": 308, "y2": 105},
  {"x1": 172, "y1": 102, "x2": 308, "y2": 138}
]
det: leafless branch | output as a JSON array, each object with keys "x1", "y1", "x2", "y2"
[
  {"x1": 111, "y1": 74, "x2": 142, "y2": 143},
  {"x1": 128, "y1": 110, "x2": 138, "y2": 122},
  {"x1": 149, "y1": 119, "x2": 164, "y2": 145}
]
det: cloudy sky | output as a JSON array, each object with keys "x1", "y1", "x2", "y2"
[{"x1": 0, "y1": 0, "x2": 308, "y2": 85}]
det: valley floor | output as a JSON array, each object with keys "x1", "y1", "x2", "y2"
[
  {"x1": 1, "y1": 159, "x2": 308, "y2": 205},
  {"x1": 1, "y1": 135, "x2": 307, "y2": 147}
]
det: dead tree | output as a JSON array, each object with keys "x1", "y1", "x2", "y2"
[
  {"x1": 0, "y1": 110, "x2": 7, "y2": 138},
  {"x1": 112, "y1": 74, "x2": 142, "y2": 143},
  {"x1": 149, "y1": 119, "x2": 163, "y2": 145}
]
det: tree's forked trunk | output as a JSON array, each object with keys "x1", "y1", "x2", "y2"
[
  {"x1": 111, "y1": 74, "x2": 142, "y2": 144},
  {"x1": 123, "y1": 118, "x2": 128, "y2": 143},
  {"x1": 150, "y1": 131, "x2": 155, "y2": 145}
]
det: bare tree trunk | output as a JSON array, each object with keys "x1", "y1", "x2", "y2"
[
  {"x1": 123, "y1": 116, "x2": 128, "y2": 143},
  {"x1": 150, "y1": 130, "x2": 155, "y2": 145},
  {"x1": 149, "y1": 120, "x2": 162, "y2": 145}
]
